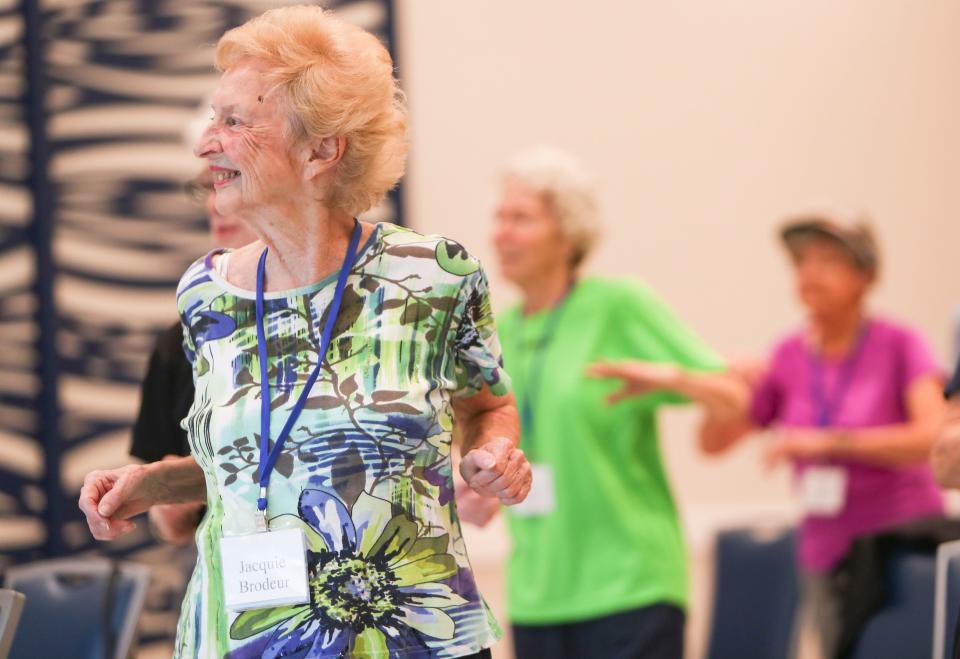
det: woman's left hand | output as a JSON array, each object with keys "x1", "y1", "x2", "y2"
[
  {"x1": 460, "y1": 436, "x2": 532, "y2": 505},
  {"x1": 454, "y1": 480, "x2": 501, "y2": 527}
]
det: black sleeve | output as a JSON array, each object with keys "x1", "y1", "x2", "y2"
[
  {"x1": 947, "y1": 356, "x2": 960, "y2": 400},
  {"x1": 130, "y1": 322, "x2": 196, "y2": 462}
]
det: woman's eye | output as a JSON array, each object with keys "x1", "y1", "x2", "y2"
[{"x1": 225, "y1": 117, "x2": 238, "y2": 127}]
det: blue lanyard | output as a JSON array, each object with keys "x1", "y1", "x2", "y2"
[
  {"x1": 518, "y1": 284, "x2": 574, "y2": 452},
  {"x1": 254, "y1": 220, "x2": 362, "y2": 525},
  {"x1": 809, "y1": 321, "x2": 871, "y2": 428}
]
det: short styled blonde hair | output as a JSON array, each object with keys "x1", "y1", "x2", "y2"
[
  {"x1": 216, "y1": 5, "x2": 408, "y2": 216},
  {"x1": 502, "y1": 147, "x2": 601, "y2": 268}
]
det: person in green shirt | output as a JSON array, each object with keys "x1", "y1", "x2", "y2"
[{"x1": 458, "y1": 147, "x2": 741, "y2": 659}]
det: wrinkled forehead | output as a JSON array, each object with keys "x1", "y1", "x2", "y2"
[{"x1": 211, "y1": 60, "x2": 286, "y2": 116}]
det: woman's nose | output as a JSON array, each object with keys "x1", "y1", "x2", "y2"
[{"x1": 193, "y1": 124, "x2": 220, "y2": 158}]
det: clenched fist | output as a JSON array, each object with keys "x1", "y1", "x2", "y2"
[
  {"x1": 459, "y1": 436, "x2": 532, "y2": 505},
  {"x1": 79, "y1": 464, "x2": 156, "y2": 541}
]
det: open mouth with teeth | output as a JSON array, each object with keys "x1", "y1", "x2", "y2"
[{"x1": 212, "y1": 169, "x2": 241, "y2": 188}]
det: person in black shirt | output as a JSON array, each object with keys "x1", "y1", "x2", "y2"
[
  {"x1": 129, "y1": 169, "x2": 256, "y2": 543},
  {"x1": 130, "y1": 322, "x2": 194, "y2": 462}
]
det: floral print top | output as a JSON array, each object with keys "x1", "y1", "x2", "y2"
[{"x1": 173, "y1": 223, "x2": 510, "y2": 658}]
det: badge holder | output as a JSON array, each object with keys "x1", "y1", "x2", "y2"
[
  {"x1": 220, "y1": 522, "x2": 309, "y2": 611},
  {"x1": 799, "y1": 466, "x2": 847, "y2": 517}
]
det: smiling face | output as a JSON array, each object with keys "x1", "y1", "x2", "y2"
[
  {"x1": 186, "y1": 170, "x2": 258, "y2": 248},
  {"x1": 492, "y1": 178, "x2": 575, "y2": 286},
  {"x1": 193, "y1": 60, "x2": 312, "y2": 219}
]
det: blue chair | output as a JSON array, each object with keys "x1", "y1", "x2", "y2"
[
  {"x1": 0, "y1": 590, "x2": 25, "y2": 659},
  {"x1": 848, "y1": 549, "x2": 936, "y2": 659},
  {"x1": 705, "y1": 525, "x2": 799, "y2": 659},
  {"x1": 3, "y1": 558, "x2": 150, "y2": 659},
  {"x1": 934, "y1": 540, "x2": 960, "y2": 659}
]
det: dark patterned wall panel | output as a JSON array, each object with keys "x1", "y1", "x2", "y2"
[{"x1": 0, "y1": 0, "x2": 44, "y2": 570}]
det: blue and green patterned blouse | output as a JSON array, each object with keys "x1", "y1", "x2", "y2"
[{"x1": 173, "y1": 222, "x2": 509, "y2": 658}]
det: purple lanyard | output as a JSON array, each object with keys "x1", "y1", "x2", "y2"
[
  {"x1": 254, "y1": 220, "x2": 362, "y2": 525},
  {"x1": 809, "y1": 321, "x2": 871, "y2": 428}
]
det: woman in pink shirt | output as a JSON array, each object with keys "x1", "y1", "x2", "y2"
[
  {"x1": 597, "y1": 212, "x2": 946, "y2": 657},
  {"x1": 737, "y1": 216, "x2": 945, "y2": 655}
]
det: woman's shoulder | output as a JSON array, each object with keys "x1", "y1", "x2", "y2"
[
  {"x1": 573, "y1": 276, "x2": 663, "y2": 312},
  {"x1": 866, "y1": 315, "x2": 928, "y2": 343},
  {"x1": 376, "y1": 223, "x2": 484, "y2": 279},
  {"x1": 176, "y1": 249, "x2": 225, "y2": 314},
  {"x1": 767, "y1": 327, "x2": 807, "y2": 361},
  {"x1": 864, "y1": 316, "x2": 938, "y2": 363}
]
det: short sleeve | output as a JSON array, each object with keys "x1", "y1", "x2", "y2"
[
  {"x1": 749, "y1": 368, "x2": 782, "y2": 428},
  {"x1": 449, "y1": 265, "x2": 512, "y2": 398},
  {"x1": 176, "y1": 256, "x2": 207, "y2": 372},
  {"x1": 746, "y1": 338, "x2": 794, "y2": 428},
  {"x1": 611, "y1": 281, "x2": 724, "y2": 408},
  {"x1": 897, "y1": 325, "x2": 943, "y2": 388}
]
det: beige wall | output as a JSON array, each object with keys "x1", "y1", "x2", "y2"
[
  {"x1": 397, "y1": 6, "x2": 960, "y2": 652},
  {"x1": 397, "y1": 0, "x2": 960, "y2": 517}
]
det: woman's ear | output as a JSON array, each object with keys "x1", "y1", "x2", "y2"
[{"x1": 302, "y1": 135, "x2": 346, "y2": 181}]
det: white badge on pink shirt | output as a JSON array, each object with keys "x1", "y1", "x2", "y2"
[{"x1": 799, "y1": 466, "x2": 848, "y2": 517}]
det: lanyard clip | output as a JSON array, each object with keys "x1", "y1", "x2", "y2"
[{"x1": 255, "y1": 486, "x2": 268, "y2": 533}]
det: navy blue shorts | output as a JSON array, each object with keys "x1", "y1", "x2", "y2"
[{"x1": 512, "y1": 603, "x2": 685, "y2": 659}]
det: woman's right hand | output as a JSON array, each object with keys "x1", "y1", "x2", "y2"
[{"x1": 79, "y1": 463, "x2": 161, "y2": 541}]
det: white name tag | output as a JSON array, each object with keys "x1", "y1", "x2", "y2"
[
  {"x1": 800, "y1": 466, "x2": 847, "y2": 517},
  {"x1": 220, "y1": 527, "x2": 310, "y2": 611},
  {"x1": 511, "y1": 464, "x2": 556, "y2": 517}
]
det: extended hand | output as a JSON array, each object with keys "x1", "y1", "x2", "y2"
[
  {"x1": 587, "y1": 360, "x2": 681, "y2": 403},
  {"x1": 460, "y1": 436, "x2": 532, "y2": 505}
]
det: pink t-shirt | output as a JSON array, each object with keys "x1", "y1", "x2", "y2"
[{"x1": 751, "y1": 317, "x2": 944, "y2": 572}]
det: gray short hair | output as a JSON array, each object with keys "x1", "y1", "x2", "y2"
[{"x1": 502, "y1": 147, "x2": 601, "y2": 269}]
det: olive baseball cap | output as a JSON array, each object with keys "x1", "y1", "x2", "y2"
[{"x1": 780, "y1": 212, "x2": 879, "y2": 274}]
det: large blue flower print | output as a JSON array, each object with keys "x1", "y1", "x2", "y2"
[{"x1": 229, "y1": 489, "x2": 465, "y2": 658}]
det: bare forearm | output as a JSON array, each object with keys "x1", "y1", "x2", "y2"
[
  {"x1": 672, "y1": 370, "x2": 750, "y2": 420},
  {"x1": 699, "y1": 415, "x2": 754, "y2": 454},
  {"x1": 828, "y1": 424, "x2": 938, "y2": 466},
  {"x1": 457, "y1": 395, "x2": 520, "y2": 457},
  {"x1": 147, "y1": 457, "x2": 206, "y2": 504},
  {"x1": 673, "y1": 369, "x2": 754, "y2": 454}
]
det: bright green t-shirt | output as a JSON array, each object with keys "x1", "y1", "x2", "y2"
[{"x1": 497, "y1": 277, "x2": 723, "y2": 625}]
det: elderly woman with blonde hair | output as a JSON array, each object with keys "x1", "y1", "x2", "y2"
[
  {"x1": 461, "y1": 147, "x2": 736, "y2": 659},
  {"x1": 79, "y1": 7, "x2": 530, "y2": 658}
]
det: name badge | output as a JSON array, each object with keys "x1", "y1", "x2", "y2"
[
  {"x1": 220, "y1": 527, "x2": 310, "y2": 611},
  {"x1": 800, "y1": 466, "x2": 847, "y2": 517},
  {"x1": 511, "y1": 464, "x2": 556, "y2": 517}
]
